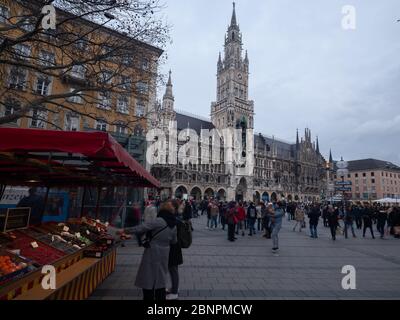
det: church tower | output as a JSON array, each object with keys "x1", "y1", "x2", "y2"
[
  {"x1": 211, "y1": 2, "x2": 254, "y2": 130},
  {"x1": 160, "y1": 70, "x2": 176, "y2": 129}
]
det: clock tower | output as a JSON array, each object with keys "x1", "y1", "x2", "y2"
[{"x1": 211, "y1": 2, "x2": 254, "y2": 130}]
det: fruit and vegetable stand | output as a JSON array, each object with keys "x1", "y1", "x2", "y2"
[{"x1": 0, "y1": 128, "x2": 160, "y2": 300}]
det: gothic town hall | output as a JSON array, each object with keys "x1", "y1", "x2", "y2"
[{"x1": 149, "y1": 3, "x2": 327, "y2": 203}]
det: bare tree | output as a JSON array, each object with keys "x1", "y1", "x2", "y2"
[{"x1": 0, "y1": 0, "x2": 170, "y2": 133}]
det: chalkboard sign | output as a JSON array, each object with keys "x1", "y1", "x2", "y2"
[{"x1": 3, "y1": 208, "x2": 31, "y2": 232}]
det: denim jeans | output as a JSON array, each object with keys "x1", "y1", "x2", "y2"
[
  {"x1": 344, "y1": 222, "x2": 356, "y2": 238},
  {"x1": 310, "y1": 224, "x2": 318, "y2": 238},
  {"x1": 271, "y1": 223, "x2": 281, "y2": 248},
  {"x1": 210, "y1": 216, "x2": 218, "y2": 229},
  {"x1": 248, "y1": 219, "x2": 256, "y2": 235}
]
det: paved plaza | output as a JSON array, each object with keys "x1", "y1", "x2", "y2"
[{"x1": 90, "y1": 215, "x2": 400, "y2": 300}]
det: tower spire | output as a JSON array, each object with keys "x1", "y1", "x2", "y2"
[
  {"x1": 231, "y1": 2, "x2": 237, "y2": 26},
  {"x1": 329, "y1": 149, "x2": 333, "y2": 163},
  {"x1": 296, "y1": 129, "x2": 300, "y2": 149},
  {"x1": 316, "y1": 136, "x2": 320, "y2": 153},
  {"x1": 163, "y1": 70, "x2": 174, "y2": 99}
]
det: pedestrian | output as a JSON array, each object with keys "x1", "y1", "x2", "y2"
[
  {"x1": 344, "y1": 205, "x2": 357, "y2": 239},
  {"x1": 123, "y1": 200, "x2": 177, "y2": 301},
  {"x1": 327, "y1": 205, "x2": 339, "y2": 240},
  {"x1": 322, "y1": 205, "x2": 329, "y2": 227},
  {"x1": 236, "y1": 202, "x2": 246, "y2": 236},
  {"x1": 226, "y1": 202, "x2": 238, "y2": 242},
  {"x1": 17, "y1": 187, "x2": 45, "y2": 225},
  {"x1": 362, "y1": 204, "x2": 375, "y2": 239},
  {"x1": 182, "y1": 200, "x2": 193, "y2": 221},
  {"x1": 376, "y1": 208, "x2": 387, "y2": 239},
  {"x1": 293, "y1": 204, "x2": 305, "y2": 232},
  {"x1": 219, "y1": 201, "x2": 227, "y2": 230},
  {"x1": 271, "y1": 202, "x2": 285, "y2": 253},
  {"x1": 143, "y1": 201, "x2": 158, "y2": 224},
  {"x1": 308, "y1": 203, "x2": 321, "y2": 238},
  {"x1": 256, "y1": 202, "x2": 263, "y2": 232},
  {"x1": 166, "y1": 206, "x2": 184, "y2": 301},
  {"x1": 262, "y1": 202, "x2": 272, "y2": 238},
  {"x1": 247, "y1": 202, "x2": 257, "y2": 236},
  {"x1": 209, "y1": 201, "x2": 219, "y2": 230},
  {"x1": 354, "y1": 204, "x2": 363, "y2": 230}
]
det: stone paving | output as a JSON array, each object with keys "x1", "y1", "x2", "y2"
[{"x1": 90, "y1": 215, "x2": 400, "y2": 300}]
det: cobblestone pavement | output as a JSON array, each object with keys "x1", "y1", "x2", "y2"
[{"x1": 90, "y1": 215, "x2": 400, "y2": 300}]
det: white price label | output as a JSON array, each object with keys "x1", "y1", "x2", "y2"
[
  {"x1": 75, "y1": 232, "x2": 81, "y2": 238},
  {"x1": 31, "y1": 242, "x2": 39, "y2": 249},
  {"x1": 63, "y1": 226, "x2": 69, "y2": 232},
  {"x1": 95, "y1": 252, "x2": 101, "y2": 258},
  {"x1": 86, "y1": 230, "x2": 90, "y2": 235}
]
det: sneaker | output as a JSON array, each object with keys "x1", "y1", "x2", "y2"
[{"x1": 166, "y1": 293, "x2": 179, "y2": 300}]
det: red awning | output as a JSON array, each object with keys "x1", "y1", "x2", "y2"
[{"x1": 0, "y1": 128, "x2": 160, "y2": 188}]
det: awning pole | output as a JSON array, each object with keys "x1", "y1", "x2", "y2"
[
  {"x1": 80, "y1": 186, "x2": 87, "y2": 218},
  {"x1": 95, "y1": 186, "x2": 102, "y2": 220}
]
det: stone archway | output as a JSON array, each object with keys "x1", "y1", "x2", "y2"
[
  {"x1": 262, "y1": 192, "x2": 270, "y2": 203},
  {"x1": 190, "y1": 187, "x2": 202, "y2": 201},
  {"x1": 235, "y1": 177, "x2": 247, "y2": 202},
  {"x1": 217, "y1": 189, "x2": 227, "y2": 201},
  {"x1": 253, "y1": 191, "x2": 261, "y2": 204},
  {"x1": 294, "y1": 195, "x2": 299, "y2": 201},
  {"x1": 271, "y1": 192, "x2": 278, "y2": 202},
  {"x1": 287, "y1": 194, "x2": 293, "y2": 201},
  {"x1": 204, "y1": 188, "x2": 215, "y2": 200},
  {"x1": 175, "y1": 186, "x2": 188, "y2": 199}
]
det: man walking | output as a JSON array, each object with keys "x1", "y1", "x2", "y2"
[
  {"x1": 308, "y1": 203, "x2": 321, "y2": 238},
  {"x1": 247, "y1": 202, "x2": 257, "y2": 236}
]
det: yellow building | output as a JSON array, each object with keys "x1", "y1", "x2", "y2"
[{"x1": 0, "y1": 0, "x2": 163, "y2": 139}]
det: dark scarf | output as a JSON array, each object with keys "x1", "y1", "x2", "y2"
[{"x1": 158, "y1": 209, "x2": 177, "y2": 229}]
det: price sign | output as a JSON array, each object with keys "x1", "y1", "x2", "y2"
[
  {"x1": 75, "y1": 232, "x2": 81, "y2": 238},
  {"x1": 63, "y1": 226, "x2": 70, "y2": 232},
  {"x1": 31, "y1": 241, "x2": 39, "y2": 249}
]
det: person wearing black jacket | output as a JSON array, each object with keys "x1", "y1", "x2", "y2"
[
  {"x1": 376, "y1": 209, "x2": 387, "y2": 239},
  {"x1": 362, "y1": 205, "x2": 375, "y2": 239},
  {"x1": 308, "y1": 204, "x2": 321, "y2": 238},
  {"x1": 327, "y1": 205, "x2": 339, "y2": 240},
  {"x1": 166, "y1": 207, "x2": 184, "y2": 300}
]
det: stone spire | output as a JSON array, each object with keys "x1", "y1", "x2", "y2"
[
  {"x1": 316, "y1": 136, "x2": 320, "y2": 153},
  {"x1": 162, "y1": 70, "x2": 174, "y2": 111},
  {"x1": 296, "y1": 129, "x2": 300, "y2": 150},
  {"x1": 163, "y1": 70, "x2": 174, "y2": 100},
  {"x1": 231, "y1": 2, "x2": 237, "y2": 27},
  {"x1": 329, "y1": 149, "x2": 333, "y2": 163}
]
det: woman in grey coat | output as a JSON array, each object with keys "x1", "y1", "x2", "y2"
[{"x1": 124, "y1": 201, "x2": 177, "y2": 301}]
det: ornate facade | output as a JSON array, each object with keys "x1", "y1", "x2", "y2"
[{"x1": 150, "y1": 3, "x2": 327, "y2": 203}]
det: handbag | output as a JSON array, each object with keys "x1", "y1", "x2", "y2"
[{"x1": 142, "y1": 226, "x2": 168, "y2": 248}]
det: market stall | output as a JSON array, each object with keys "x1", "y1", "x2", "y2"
[{"x1": 0, "y1": 128, "x2": 160, "y2": 300}]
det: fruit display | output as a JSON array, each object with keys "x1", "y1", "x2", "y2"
[
  {"x1": 0, "y1": 255, "x2": 26, "y2": 275},
  {"x1": 7, "y1": 231, "x2": 66, "y2": 266},
  {"x1": 0, "y1": 251, "x2": 35, "y2": 286}
]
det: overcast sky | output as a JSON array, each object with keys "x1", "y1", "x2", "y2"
[{"x1": 159, "y1": 0, "x2": 400, "y2": 165}]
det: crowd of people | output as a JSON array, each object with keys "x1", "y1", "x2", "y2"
[{"x1": 118, "y1": 198, "x2": 400, "y2": 301}]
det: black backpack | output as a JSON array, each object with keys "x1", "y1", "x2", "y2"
[{"x1": 178, "y1": 220, "x2": 192, "y2": 249}]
